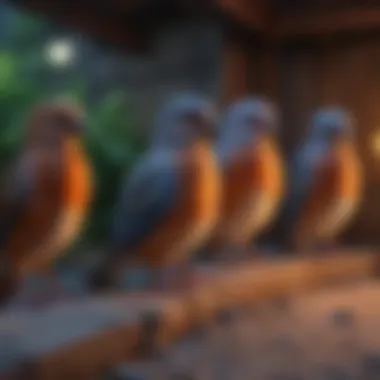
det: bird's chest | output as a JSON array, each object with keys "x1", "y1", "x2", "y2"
[
  {"x1": 13, "y1": 140, "x2": 92, "y2": 275},
  {"x1": 316, "y1": 145, "x2": 362, "y2": 235},
  {"x1": 176, "y1": 144, "x2": 221, "y2": 237},
  {"x1": 51, "y1": 139, "x2": 92, "y2": 253},
  {"x1": 223, "y1": 138, "x2": 284, "y2": 219},
  {"x1": 332, "y1": 145, "x2": 361, "y2": 200},
  {"x1": 150, "y1": 144, "x2": 221, "y2": 264},
  {"x1": 33, "y1": 140, "x2": 92, "y2": 268}
]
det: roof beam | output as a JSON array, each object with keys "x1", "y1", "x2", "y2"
[
  {"x1": 273, "y1": 7, "x2": 380, "y2": 41},
  {"x1": 217, "y1": 0, "x2": 271, "y2": 33}
]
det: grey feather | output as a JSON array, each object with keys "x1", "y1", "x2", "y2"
[
  {"x1": 307, "y1": 107, "x2": 354, "y2": 142},
  {"x1": 111, "y1": 151, "x2": 179, "y2": 253},
  {"x1": 151, "y1": 92, "x2": 216, "y2": 149},
  {"x1": 282, "y1": 145, "x2": 323, "y2": 225},
  {"x1": 282, "y1": 106, "x2": 354, "y2": 237},
  {"x1": 216, "y1": 97, "x2": 278, "y2": 158}
]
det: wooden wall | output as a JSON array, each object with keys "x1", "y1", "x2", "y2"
[
  {"x1": 276, "y1": 34, "x2": 380, "y2": 245},
  {"x1": 11, "y1": 0, "x2": 380, "y2": 246},
  {"x1": 275, "y1": 0, "x2": 380, "y2": 15}
]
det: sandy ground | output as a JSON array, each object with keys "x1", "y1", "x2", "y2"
[{"x1": 106, "y1": 278, "x2": 380, "y2": 380}]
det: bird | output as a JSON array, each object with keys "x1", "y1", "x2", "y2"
[
  {"x1": 282, "y1": 107, "x2": 362, "y2": 253},
  {"x1": 0, "y1": 100, "x2": 93, "y2": 308},
  {"x1": 90, "y1": 92, "x2": 221, "y2": 292},
  {"x1": 202, "y1": 97, "x2": 285, "y2": 262}
]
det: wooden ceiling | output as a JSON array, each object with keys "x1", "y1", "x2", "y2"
[
  {"x1": 273, "y1": 0, "x2": 380, "y2": 40},
  {"x1": 11, "y1": 0, "x2": 380, "y2": 49}
]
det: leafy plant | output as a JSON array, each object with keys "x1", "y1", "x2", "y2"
[{"x1": 0, "y1": 4, "x2": 146, "y2": 253}]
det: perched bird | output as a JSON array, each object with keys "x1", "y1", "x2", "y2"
[
  {"x1": 90, "y1": 93, "x2": 221, "y2": 291},
  {"x1": 283, "y1": 107, "x2": 362, "y2": 252},
  {"x1": 0, "y1": 100, "x2": 93, "y2": 307},
  {"x1": 203, "y1": 97, "x2": 285, "y2": 261}
]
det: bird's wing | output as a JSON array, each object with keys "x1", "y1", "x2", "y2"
[
  {"x1": 111, "y1": 152, "x2": 180, "y2": 252},
  {"x1": 284, "y1": 145, "x2": 336, "y2": 243},
  {"x1": 283, "y1": 148, "x2": 317, "y2": 221},
  {"x1": 280, "y1": 145, "x2": 326, "y2": 230},
  {"x1": 0, "y1": 156, "x2": 35, "y2": 252}
]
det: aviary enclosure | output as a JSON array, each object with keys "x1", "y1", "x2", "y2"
[
  {"x1": 13, "y1": 0, "x2": 380, "y2": 245},
  {"x1": 2, "y1": 0, "x2": 380, "y2": 379}
]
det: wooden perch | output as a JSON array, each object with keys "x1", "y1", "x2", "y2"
[{"x1": 3, "y1": 248, "x2": 379, "y2": 380}]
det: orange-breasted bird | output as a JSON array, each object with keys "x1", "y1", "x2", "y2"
[
  {"x1": 0, "y1": 100, "x2": 93, "y2": 307},
  {"x1": 283, "y1": 107, "x2": 362, "y2": 252},
  {"x1": 90, "y1": 93, "x2": 221, "y2": 292},
  {"x1": 203, "y1": 97, "x2": 285, "y2": 261}
]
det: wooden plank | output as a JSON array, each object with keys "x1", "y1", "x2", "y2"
[
  {"x1": 273, "y1": 7, "x2": 380, "y2": 40},
  {"x1": 217, "y1": 0, "x2": 271, "y2": 33},
  {"x1": 5, "y1": 295, "x2": 189, "y2": 380},
  {"x1": 219, "y1": 34, "x2": 251, "y2": 105},
  {"x1": 113, "y1": 280, "x2": 380, "y2": 379},
  {"x1": 2, "y1": 249, "x2": 379, "y2": 379},
  {"x1": 16, "y1": 0, "x2": 380, "y2": 46}
]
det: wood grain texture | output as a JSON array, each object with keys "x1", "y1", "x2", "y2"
[
  {"x1": 277, "y1": 35, "x2": 380, "y2": 245},
  {"x1": 1, "y1": 250, "x2": 379, "y2": 379}
]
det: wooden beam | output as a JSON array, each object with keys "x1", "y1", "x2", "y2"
[
  {"x1": 5, "y1": 250, "x2": 379, "y2": 379},
  {"x1": 273, "y1": 7, "x2": 380, "y2": 41},
  {"x1": 258, "y1": 44, "x2": 280, "y2": 100},
  {"x1": 78, "y1": 0, "x2": 152, "y2": 11},
  {"x1": 219, "y1": 34, "x2": 251, "y2": 105},
  {"x1": 13, "y1": 0, "x2": 149, "y2": 52},
  {"x1": 217, "y1": 0, "x2": 271, "y2": 33}
]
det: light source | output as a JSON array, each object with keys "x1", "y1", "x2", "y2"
[
  {"x1": 45, "y1": 38, "x2": 76, "y2": 68},
  {"x1": 370, "y1": 129, "x2": 380, "y2": 157}
]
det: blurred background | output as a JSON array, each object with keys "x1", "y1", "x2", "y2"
[
  {"x1": 3, "y1": 1, "x2": 380, "y2": 379},
  {"x1": 3, "y1": 0, "x2": 380, "y2": 255},
  {"x1": 0, "y1": 1, "x2": 227, "y2": 262}
]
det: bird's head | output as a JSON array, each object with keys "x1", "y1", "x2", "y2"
[
  {"x1": 151, "y1": 92, "x2": 217, "y2": 150},
  {"x1": 26, "y1": 100, "x2": 86, "y2": 147},
  {"x1": 308, "y1": 107, "x2": 354, "y2": 145},
  {"x1": 217, "y1": 97, "x2": 278, "y2": 154}
]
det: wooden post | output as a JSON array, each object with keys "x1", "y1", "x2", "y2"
[{"x1": 219, "y1": 32, "x2": 250, "y2": 106}]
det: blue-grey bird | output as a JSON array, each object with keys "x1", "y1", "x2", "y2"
[
  {"x1": 90, "y1": 93, "x2": 221, "y2": 291},
  {"x1": 283, "y1": 107, "x2": 362, "y2": 252},
  {"x1": 204, "y1": 97, "x2": 285, "y2": 261}
]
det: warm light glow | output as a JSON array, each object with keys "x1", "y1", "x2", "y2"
[
  {"x1": 45, "y1": 39, "x2": 76, "y2": 68},
  {"x1": 370, "y1": 129, "x2": 380, "y2": 157}
]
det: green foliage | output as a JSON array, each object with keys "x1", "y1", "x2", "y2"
[
  {"x1": 0, "y1": 5, "x2": 146, "y2": 251},
  {"x1": 83, "y1": 92, "x2": 146, "y2": 245}
]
